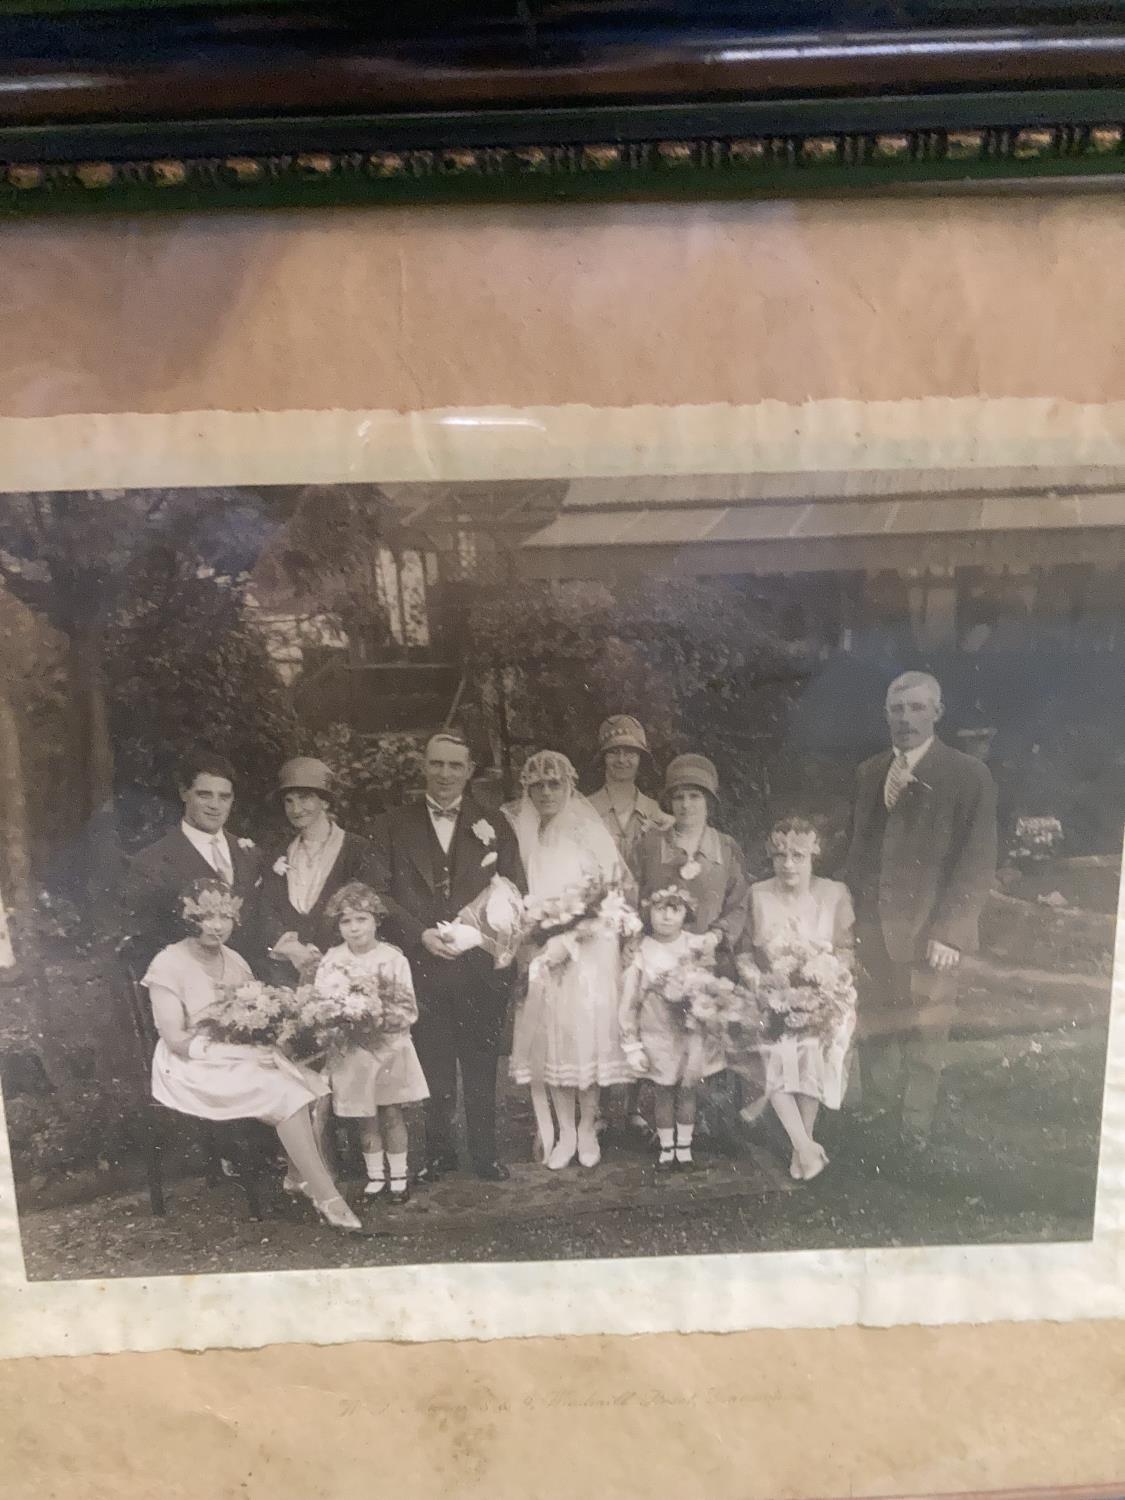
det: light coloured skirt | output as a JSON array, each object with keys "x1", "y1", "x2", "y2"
[
  {"x1": 757, "y1": 1011, "x2": 856, "y2": 1110},
  {"x1": 152, "y1": 1040, "x2": 327, "y2": 1127},
  {"x1": 328, "y1": 1036, "x2": 430, "y2": 1116},
  {"x1": 510, "y1": 932, "x2": 631, "y2": 1089}
]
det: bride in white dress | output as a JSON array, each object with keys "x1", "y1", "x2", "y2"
[
  {"x1": 508, "y1": 750, "x2": 632, "y2": 1169},
  {"x1": 748, "y1": 818, "x2": 856, "y2": 1182}
]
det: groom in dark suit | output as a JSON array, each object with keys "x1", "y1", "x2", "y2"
[
  {"x1": 376, "y1": 732, "x2": 525, "y2": 1182},
  {"x1": 122, "y1": 751, "x2": 263, "y2": 970},
  {"x1": 842, "y1": 671, "x2": 997, "y2": 1143}
]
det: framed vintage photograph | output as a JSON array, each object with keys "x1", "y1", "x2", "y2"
[{"x1": 0, "y1": 398, "x2": 1121, "y2": 1359}]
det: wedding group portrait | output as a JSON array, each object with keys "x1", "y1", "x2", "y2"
[{"x1": 0, "y1": 464, "x2": 1120, "y2": 1280}]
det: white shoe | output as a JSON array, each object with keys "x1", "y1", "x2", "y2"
[
  {"x1": 577, "y1": 1133, "x2": 601, "y2": 1169},
  {"x1": 799, "y1": 1145, "x2": 829, "y2": 1183},
  {"x1": 548, "y1": 1134, "x2": 577, "y2": 1170},
  {"x1": 789, "y1": 1152, "x2": 803, "y2": 1181}
]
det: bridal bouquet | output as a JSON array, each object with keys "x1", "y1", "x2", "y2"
[
  {"x1": 523, "y1": 875, "x2": 641, "y2": 955},
  {"x1": 735, "y1": 932, "x2": 856, "y2": 1045},
  {"x1": 436, "y1": 874, "x2": 525, "y2": 968},
  {"x1": 197, "y1": 979, "x2": 297, "y2": 1048},
  {"x1": 284, "y1": 951, "x2": 414, "y2": 1060}
]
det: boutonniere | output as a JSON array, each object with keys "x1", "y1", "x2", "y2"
[
  {"x1": 237, "y1": 837, "x2": 255, "y2": 850},
  {"x1": 680, "y1": 859, "x2": 702, "y2": 881},
  {"x1": 472, "y1": 818, "x2": 498, "y2": 868},
  {"x1": 272, "y1": 855, "x2": 289, "y2": 876}
]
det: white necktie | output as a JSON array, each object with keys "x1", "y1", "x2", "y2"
[
  {"x1": 210, "y1": 835, "x2": 234, "y2": 884},
  {"x1": 884, "y1": 752, "x2": 911, "y2": 811}
]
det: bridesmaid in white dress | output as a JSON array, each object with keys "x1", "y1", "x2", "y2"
[
  {"x1": 141, "y1": 876, "x2": 362, "y2": 1231},
  {"x1": 748, "y1": 818, "x2": 856, "y2": 1182}
]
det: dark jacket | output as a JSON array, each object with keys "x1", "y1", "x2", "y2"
[
  {"x1": 259, "y1": 829, "x2": 382, "y2": 966},
  {"x1": 121, "y1": 826, "x2": 263, "y2": 971},
  {"x1": 842, "y1": 737, "x2": 998, "y2": 964}
]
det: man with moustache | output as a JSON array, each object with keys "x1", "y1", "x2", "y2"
[
  {"x1": 843, "y1": 671, "x2": 998, "y2": 1145},
  {"x1": 375, "y1": 732, "x2": 525, "y2": 1182}
]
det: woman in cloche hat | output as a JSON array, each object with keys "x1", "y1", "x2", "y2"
[
  {"x1": 587, "y1": 715, "x2": 672, "y2": 862},
  {"x1": 629, "y1": 753, "x2": 752, "y2": 1162},
  {"x1": 260, "y1": 756, "x2": 382, "y2": 980},
  {"x1": 630, "y1": 753, "x2": 750, "y2": 961}
]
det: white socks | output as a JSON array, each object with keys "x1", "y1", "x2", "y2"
[
  {"x1": 387, "y1": 1152, "x2": 409, "y2": 1191},
  {"x1": 657, "y1": 1127, "x2": 675, "y2": 1164},
  {"x1": 365, "y1": 1149, "x2": 409, "y2": 1194},
  {"x1": 675, "y1": 1124, "x2": 694, "y2": 1164}
]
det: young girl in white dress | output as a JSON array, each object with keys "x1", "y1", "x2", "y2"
[
  {"x1": 619, "y1": 886, "x2": 725, "y2": 1169},
  {"x1": 141, "y1": 876, "x2": 361, "y2": 1232},
  {"x1": 314, "y1": 882, "x2": 429, "y2": 1205},
  {"x1": 508, "y1": 750, "x2": 632, "y2": 1170},
  {"x1": 748, "y1": 818, "x2": 856, "y2": 1182}
]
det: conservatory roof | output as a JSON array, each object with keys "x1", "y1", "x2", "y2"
[{"x1": 516, "y1": 468, "x2": 1125, "y2": 576}]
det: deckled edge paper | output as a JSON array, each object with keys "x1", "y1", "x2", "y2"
[{"x1": 0, "y1": 395, "x2": 1121, "y2": 1359}]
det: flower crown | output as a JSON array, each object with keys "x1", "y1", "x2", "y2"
[
  {"x1": 644, "y1": 885, "x2": 697, "y2": 915},
  {"x1": 181, "y1": 887, "x2": 243, "y2": 924},
  {"x1": 766, "y1": 828, "x2": 820, "y2": 858},
  {"x1": 324, "y1": 882, "x2": 388, "y2": 924}
]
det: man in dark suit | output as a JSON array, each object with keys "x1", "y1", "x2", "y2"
[
  {"x1": 122, "y1": 751, "x2": 263, "y2": 970},
  {"x1": 375, "y1": 731, "x2": 525, "y2": 1182},
  {"x1": 842, "y1": 671, "x2": 997, "y2": 1143}
]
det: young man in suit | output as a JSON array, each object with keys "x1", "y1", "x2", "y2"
[
  {"x1": 122, "y1": 751, "x2": 263, "y2": 971},
  {"x1": 375, "y1": 731, "x2": 525, "y2": 1182},
  {"x1": 842, "y1": 671, "x2": 998, "y2": 1145}
]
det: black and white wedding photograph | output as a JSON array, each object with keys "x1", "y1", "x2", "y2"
[{"x1": 1, "y1": 464, "x2": 1121, "y2": 1281}]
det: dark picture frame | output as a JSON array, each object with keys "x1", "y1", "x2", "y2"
[{"x1": 3, "y1": 1, "x2": 1125, "y2": 215}]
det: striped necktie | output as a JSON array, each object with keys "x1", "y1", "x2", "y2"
[
  {"x1": 210, "y1": 835, "x2": 234, "y2": 884},
  {"x1": 884, "y1": 752, "x2": 911, "y2": 811}
]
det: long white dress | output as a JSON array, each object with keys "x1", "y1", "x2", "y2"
[
  {"x1": 509, "y1": 794, "x2": 631, "y2": 1090},
  {"x1": 750, "y1": 877, "x2": 856, "y2": 1109},
  {"x1": 142, "y1": 941, "x2": 327, "y2": 1126}
]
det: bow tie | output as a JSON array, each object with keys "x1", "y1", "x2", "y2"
[{"x1": 427, "y1": 800, "x2": 460, "y2": 823}]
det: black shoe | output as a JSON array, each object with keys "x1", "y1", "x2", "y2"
[
  {"x1": 474, "y1": 1161, "x2": 511, "y2": 1182},
  {"x1": 654, "y1": 1152, "x2": 677, "y2": 1172},
  {"x1": 387, "y1": 1181, "x2": 411, "y2": 1205},
  {"x1": 417, "y1": 1152, "x2": 458, "y2": 1184}
]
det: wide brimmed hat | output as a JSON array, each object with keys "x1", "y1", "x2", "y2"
[
  {"x1": 663, "y1": 753, "x2": 719, "y2": 799},
  {"x1": 596, "y1": 715, "x2": 651, "y2": 759},
  {"x1": 276, "y1": 756, "x2": 334, "y2": 798}
]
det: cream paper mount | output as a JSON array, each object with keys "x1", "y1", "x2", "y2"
[{"x1": 0, "y1": 396, "x2": 1121, "y2": 1359}]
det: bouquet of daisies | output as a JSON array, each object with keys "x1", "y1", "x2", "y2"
[
  {"x1": 645, "y1": 946, "x2": 750, "y2": 1043},
  {"x1": 196, "y1": 979, "x2": 297, "y2": 1048},
  {"x1": 735, "y1": 932, "x2": 856, "y2": 1045},
  {"x1": 284, "y1": 950, "x2": 415, "y2": 1061}
]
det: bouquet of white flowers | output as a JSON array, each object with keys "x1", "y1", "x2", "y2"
[
  {"x1": 284, "y1": 951, "x2": 414, "y2": 1061},
  {"x1": 735, "y1": 932, "x2": 856, "y2": 1045},
  {"x1": 196, "y1": 979, "x2": 297, "y2": 1048},
  {"x1": 523, "y1": 876, "x2": 642, "y2": 970}
]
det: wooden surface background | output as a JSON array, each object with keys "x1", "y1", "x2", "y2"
[{"x1": 1, "y1": 190, "x2": 1123, "y2": 1500}]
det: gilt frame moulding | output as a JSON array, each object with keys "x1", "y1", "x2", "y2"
[{"x1": 4, "y1": 2, "x2": 1125, "y2": 214}]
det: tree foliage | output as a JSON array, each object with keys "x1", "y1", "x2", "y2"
[{"x1": 465, "y1": 578, "x2": 806, "y2": 848}]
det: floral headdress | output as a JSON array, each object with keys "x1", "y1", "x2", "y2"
[
  {"x1": 323, "y1": 881, "x2": 388, "y2": 925},
  {"x1": 520, "y1": 749, "x2": 579, "y2": 790},
  {"x1": 180, "y1": 879, "x2": 243, "y2": 928},
  {"x1": 643, "y1": 885, "x2": 697, "y2": 916},
  {"x1": 766, "y1": 825, "x2": 821, "y2": 859}
]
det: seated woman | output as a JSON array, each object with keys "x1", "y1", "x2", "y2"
[
  {"x1": 747, "y1": 817, "x2": 856, "y2": 1182},
  {"x1": 140, "y1": 876, "x2": 362, "y2": 1232}
]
